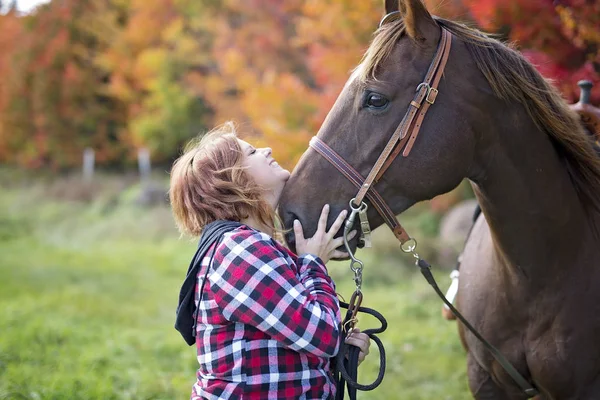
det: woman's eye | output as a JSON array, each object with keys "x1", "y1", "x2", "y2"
[
  {"x1": 365, "y1": 93, "x2": 389, "y2": 109},
  {"x1": 249, "y1": 149, "x2": 256, "y2": 155}
]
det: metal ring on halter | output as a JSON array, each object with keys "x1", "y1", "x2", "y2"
[
  {"x1": 379, "y1": 11, "x2": 401, "y2": 28},
  {"x1": 349, "y1": 198, "x2": 367, "y2": 213},
  {"x1": 400, "y1": 237, "x2": 418, "y2": 253}
]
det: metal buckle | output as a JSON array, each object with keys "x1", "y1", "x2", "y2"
[
  {"x1": 358, "y1": 203, "x2": 372, "y2": 248},
  {"x1": 416, "y1": 83, "x2": 439, "y2": 105},
  {"x1": 426, "y1": 87, "x2": 439, "y2": 104}
]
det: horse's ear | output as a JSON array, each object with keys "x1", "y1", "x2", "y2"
[
  {"x1": 399, "y1": 0, "x2": 439, "y2": 42},
  {"x1": 385, "y1": 0, "x2": 399, "y2": 14}
]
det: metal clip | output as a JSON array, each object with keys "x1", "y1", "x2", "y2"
[
  {"x1": 345, "y1": 290, "x2": 363, "y2": 333},
  {"x1": 350, "y1": 259, "x2": 363, "y2": 290},
  {"x1": 358, "y1": 203, "x2": 372, "y2": 248},
  {"x1": 345, "y1": 198, "x2": 367, "y2": 291}
]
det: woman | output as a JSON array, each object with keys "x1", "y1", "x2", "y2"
[{"x1": 169, "y1": 122, "x2": 371, "y2": 399}]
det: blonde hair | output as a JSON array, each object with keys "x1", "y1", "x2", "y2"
[{"x1": 169, "y1": 122, "x2": 278, "y2": 237}]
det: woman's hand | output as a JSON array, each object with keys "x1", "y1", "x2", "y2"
[
  {"x1": 293, "y1": 204, "x2": 356, "y2": 264},
  {"x1": 345, "y1": 328, "x2": 371, "y2": 365}
]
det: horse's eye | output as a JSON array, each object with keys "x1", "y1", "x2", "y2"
[{"x1": 365, "y1": 93, "x2": 389, "y2": 109}]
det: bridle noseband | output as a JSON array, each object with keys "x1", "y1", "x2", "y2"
[{"x1": 310, "y1": 25, "x2": 540, "y2": 399}]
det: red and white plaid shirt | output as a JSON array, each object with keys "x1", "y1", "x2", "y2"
[{"x1": 191, "y1": 225, "x2": 341, "y2": 400}]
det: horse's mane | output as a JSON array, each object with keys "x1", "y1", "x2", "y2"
[{"x1": 355, "y1": 17, "x2": 600, "y2": 212}]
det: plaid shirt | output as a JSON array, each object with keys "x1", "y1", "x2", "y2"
[{"x1": 191, "y1": 225, "x2": 341, "y2": 400}]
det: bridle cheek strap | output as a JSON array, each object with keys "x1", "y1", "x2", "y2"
[
  {"x1": 376, "y1": 27, "x2": 452, "y2": 183},
  {"x1": 365, "y1": 28, "x2": 452, "y2": 199}
]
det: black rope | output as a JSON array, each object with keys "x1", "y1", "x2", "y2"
[{"x1": 334, "y1": 301, "x2": 387, "y2": 400}]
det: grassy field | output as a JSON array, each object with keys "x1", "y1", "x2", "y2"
[{"x1": 0, "y1": 172, "x2": 470, "y2": 399}]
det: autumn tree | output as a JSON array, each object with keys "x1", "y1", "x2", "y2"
[
  {"x1": 0, "y1": 0, "x2": 130, "y2": 168},
  {"x1": 99, "y1": 0, "x2": 212, "y2": 163},
  {"x1": 0, "y1": 5, "x2": 24, "y2": 164},
  {"x1": 194, "y1": 0, "x2": 387, "y2": 168},
  {"x1": 1, "y1": 0, "x2": 597, "y2": 170},
  {"x1": 459, "y1": 0, "x2": 600, "y2": 104},
  {"x1": 0, "y1": 0, "x2": 213, "y2": 168}
]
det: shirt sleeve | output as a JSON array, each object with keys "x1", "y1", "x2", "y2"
[{"x1": 208, "y1": 229, "x2": 341, "y2": 358}]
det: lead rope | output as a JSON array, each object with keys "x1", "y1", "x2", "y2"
[
  {"x1": 333, "y1": 198, "x2": 539, "y2": 398},
  {"x1": 334, "y1": 200, "x2": 388, "y2": 400},
  {"x1": 400, "y1": 240, "x2": 540, "y2": 398}
]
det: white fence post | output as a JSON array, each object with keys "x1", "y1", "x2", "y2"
[
  {"x1": 138, "y1": 148, "x2": 151, "y2": 183},
  {"x1": 82, "y1": 147, "x2": 95, "y2": 183}
]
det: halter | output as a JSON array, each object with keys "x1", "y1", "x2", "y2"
[{"x1": 310, "y1": 25, "x2": 540, "y2": 398}]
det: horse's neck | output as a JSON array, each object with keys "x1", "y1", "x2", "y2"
[{"x1": 471, "y1": 118, "x2": 596, "y2": 278}]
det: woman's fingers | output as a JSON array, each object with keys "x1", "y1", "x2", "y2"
[
  {"x1": 327, "y1": 209, "x2": 348, "y2": 239},
  {"x1": 331, "y1": 250, "x2": 349, "y2": 259},
  {"x1": 293, "y1": 219, "x2": 305, "y2": 242},
  {"x1": 317, "y1": 204, "x2": 330, "y2": 233},
  {"x1": 332, "y1": 237, "x2": 346, "y2": 251},
  {"x1": 358, "y1": 352, "x2": 366, "y2": 364},
  {"x1": 345, "y1": 328, "x2": 371, "y2": 366},
  {"x1": 346, "y1": 329, "x2": 370, "y2": 353},
  {"x1": 331, "y1": 230, "x2": 357, "y2": 249}
]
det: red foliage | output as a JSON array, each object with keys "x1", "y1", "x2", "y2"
[{"x1": 461, "y1": 0, "x2": 599, "y2": 103}]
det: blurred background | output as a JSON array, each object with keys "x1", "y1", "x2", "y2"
[{"x1": 1, "y1": 0, "x2": 598, "y2": 399}]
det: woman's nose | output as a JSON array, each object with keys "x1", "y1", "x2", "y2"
[{"x1": 261, "y1": 147, "x2": 272, "y2": 157}]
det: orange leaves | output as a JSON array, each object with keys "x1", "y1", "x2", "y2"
[
  {"x1": 441, "y1": 0, "x2": 600, "y2": 104},
  {"x1": 1, "y1": 0, "x2": 598, "y2": 170},
  {"x1": 1, "y1": 0, "x2": 387, "y2": 168},
  {"x1": 133, "y1": 48, "x2": 168, "y2": 90},
  {"x1": 0, "y1": 0, "x2": 130, "y2": 168},
  {"x1": 200, "y1": 0, "x2": 383, "y2": 168}
]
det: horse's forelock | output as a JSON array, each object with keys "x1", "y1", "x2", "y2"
[{"x1": 354, "y1": 19, "x2": 407, "y2": 84}]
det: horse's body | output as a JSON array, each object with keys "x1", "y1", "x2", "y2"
[{"x1": 278, "y1": 1, "x2": 600, "y2": 398}]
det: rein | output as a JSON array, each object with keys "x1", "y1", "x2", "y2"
[
  {"x1": 313, "y1": 21, "x2": 540, "y2": 398},
  {"x1": 334, "y1": 300, "x2": 387, "y2": 400}
]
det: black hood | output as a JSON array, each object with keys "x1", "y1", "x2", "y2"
[{"x1": 174, "y1": 220, "x2": 242, "y2": 346}]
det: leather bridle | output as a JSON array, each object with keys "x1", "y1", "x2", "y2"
[
  {"x1": 310, "y1": 27, "x2": 452, "y2": 247},
  {"x1": 309, "y1": 21, "x2": 540, "y2": 398}
]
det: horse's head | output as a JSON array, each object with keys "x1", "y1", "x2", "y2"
[{"x1": 279, "y1": 0, "x2": 491, "y2": 251}]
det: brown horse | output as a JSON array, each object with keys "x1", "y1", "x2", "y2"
[{"x1": 278, "y1": 0, "x2": 600, "y2": 398}]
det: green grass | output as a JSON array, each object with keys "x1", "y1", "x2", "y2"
[{"x1": 0, "y1": 175, "x2": 470, "y2": 399}]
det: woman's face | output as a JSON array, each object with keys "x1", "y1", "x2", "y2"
[{"x1": 239, "y1": 139, "x2": 290, "y2": 206}]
